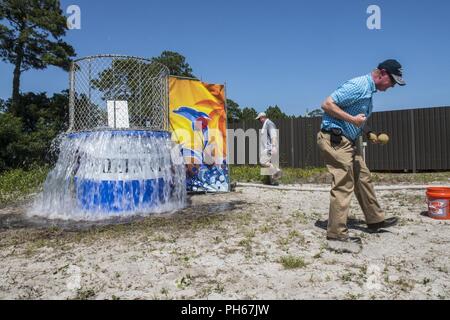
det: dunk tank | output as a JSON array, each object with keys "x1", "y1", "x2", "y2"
[{"x1": 29, "y1": 55, "x2": 186, "y2": 220}]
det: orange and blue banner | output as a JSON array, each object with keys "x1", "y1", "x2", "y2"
[{"x1": 169, "y1": 76, "x2": 229, "y2": 192}]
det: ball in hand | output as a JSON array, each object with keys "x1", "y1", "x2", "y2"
[
  {"x1": 368, "y1": 132, "x2": 378, "y2": 142},
  {"x1": 377, "y1": 133, "x2": 389, "y2": 144}
]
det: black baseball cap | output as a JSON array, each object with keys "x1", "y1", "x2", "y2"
[{"x1": 378, "y1": 59, "x2": 406, "y2": 86}]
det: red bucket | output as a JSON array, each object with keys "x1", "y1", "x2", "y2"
[{"x1": 426, "y1": 187, "x2": 450, "y2": 220}]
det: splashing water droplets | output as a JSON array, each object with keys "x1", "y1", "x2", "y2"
[{"x1": 28, "y1": 131, "x2": 186, "y2": 221}]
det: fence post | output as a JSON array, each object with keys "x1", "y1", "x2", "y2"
[
  {"x1": 290, "y1": 118, "x2": 295, "y2": 167},
  {"x1": 410, "y1": 109, "x2": 417, "y2": 173},
  {"x1": 243, "y1": 121, "x2": 247, "y2": 165}
]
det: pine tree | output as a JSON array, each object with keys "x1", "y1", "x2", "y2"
[{"x1": 0, "y1": 0, "x2": 76, "y2": 115}]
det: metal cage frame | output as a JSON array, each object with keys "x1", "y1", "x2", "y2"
[{"x1": 68, "y1": 54, "x2": 170, "y2": 132}]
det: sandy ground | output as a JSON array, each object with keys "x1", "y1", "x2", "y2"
[{"x1": 0, "y1": 184, "x2": 449, "y2": 300}]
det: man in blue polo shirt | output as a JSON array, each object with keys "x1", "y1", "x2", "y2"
[{"x1": 317, "y1": 59, "x2": 406, "y2": 244}]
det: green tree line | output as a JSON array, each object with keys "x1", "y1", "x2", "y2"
[
  {"x1": 0, "y1": 0, "x2": 75, "y2": 171},
  {"x1": 0, "y1": 49, "x2": 197, "y2": 172},
  {"x1": 226, "y1": 100, "x2": 297, "y2": 123},
  {"x1": 226, "y1": 100, "x2": 323, "y2": 123}
]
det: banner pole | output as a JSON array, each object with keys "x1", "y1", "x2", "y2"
[{"x1": 224, "y1": 81, "x2": 230, "y2": 192}]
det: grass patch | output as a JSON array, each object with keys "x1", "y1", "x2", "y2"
[
  {"x1": 75, "y1": 288, "x2": 96, "y2": 300},
  {"x1": 280, "y1": 167, "x2": 328, "y2": 184},
  {"x1": 393, "y1": 278, "x2": 415, "y2": 292},
  {"x1": 372, "y1": 172, "x2": 450, "y2": 184},
  {"x1": 0, "y1": 166, "x2": 49, "y2": 206},
  {"x1": 244, "y1": 229, "x2": 256, "y2": 238},
  {"x1": 230, "y1": 165, "x2": 449, "y2": 185},
  {"x1": 229, "y1": 165, "x2": 262, "y2": 183},
  {"x1": 291, "y1": 211, "x2": 308, "y2": 224},
  {"x1": 279, "y1": 255, "x2": 307, "y2": 269},
  {"x1": 259, "y1": 224, "x2": 273, "y2": 233},
  {"x1": 277, "y1": 230, "x2": 305, "y2": 247},
  {"x1": 345, "y1": 292, "x2": 363, "y2": 300},
  {"x1": 341, "y1": 272, "x2": 355, "y2": 282},
  {"x1": 230, "y1": 165, "x2": 327, "y2": 184},
  {"x1": 238, "y1": 238, "x2": 252, "y2": 248}
]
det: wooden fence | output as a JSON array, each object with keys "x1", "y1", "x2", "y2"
[{"x1": 227, "y1": 106, "x2": 450, "y2": 171}]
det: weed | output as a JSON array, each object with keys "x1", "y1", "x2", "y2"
[
  {"x1": 288, "y1": 230, "x2": 300, "y2": 238},
  {"x1": 238, "y1": 238, "x2": 252, "y2": 249},
  {"x1": 283, "y1": 219, "x2": 293, "y2": 227},
  {"x1": 277, "y1": 230, "x2": 304, "y2": 247},
  {"x1": 279, "y1": 255, "x2": 307, "y2": 269},
  {"x1": 175, "y1": 275, "x2": 192, "y2": 289},
  {"x1": 345, "y1": 292, "x2": 363, "y2": 300},
  {"x1": 0, "y1": 166, "x2": 50, "y2": 205},
  {"x1": 291, "y1": 211, "x2": 308, "y2": 224},
  {"x1": 214, "y1": 282, "x2": 225, "y2": 293},
  {"x1": 213, "y1": 236, "x2": 222, "y2": 244},
  {"x1": 75, "y1": 288, "x2": 96, "y2": 300},
  {"x1": 153, "y1": 234, "x2": 167, "y2": 242},
  {"x1": 244, "y1": 229, "x2": 256, "y2": 239},
  {"x1": 359, "y1": 264, "x2": 368, "y2": 275},
  {"x1": 394, "y1": 278, "x2": 415, "y2": 292},
  {"x1": 277, "y1": 237, "x2": 290, "y2": 246},
  {"x1": 340, "y1": 272, "x2": 355, "y2": 282},
  {"x1": 236, "y1": 212, "x2": 252, "y2": 225},
  {"x1": 259, "y1": 224, "x2": 273, "y2": 233}
]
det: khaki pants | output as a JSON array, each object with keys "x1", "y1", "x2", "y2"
[{"x1": 317, "y1": 131, "x2": 385, "y2": 239}]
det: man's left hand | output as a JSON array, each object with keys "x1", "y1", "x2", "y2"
[{"x1": 367, "y1": 132, "x2": 380, "y2": 144}]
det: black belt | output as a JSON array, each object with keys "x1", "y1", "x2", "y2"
[
  {"x1": 321, "y1": 128, "x2": 341, "y2": 135},
  {"x1": 321, "y1": 128, "x2": 355, "y2": 146}
]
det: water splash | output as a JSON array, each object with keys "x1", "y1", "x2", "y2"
[{"x1": 28, "y1": 131, "x2": 186, "y2": 221}]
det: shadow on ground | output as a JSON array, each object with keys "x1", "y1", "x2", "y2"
[{"x1": 314, "y1": 218, "x2": 390, "y2": 234}]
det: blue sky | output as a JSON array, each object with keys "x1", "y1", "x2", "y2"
[{"x1": 1, "y1": 0, "x2": 449, "y2": 116}]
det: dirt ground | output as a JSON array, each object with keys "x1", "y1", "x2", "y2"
[{"x1": 0, "y1": 184, "x2": 449, "y2": 300}]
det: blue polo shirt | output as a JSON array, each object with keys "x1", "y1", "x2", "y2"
[{"x1": 321, "y1": 74, "x2": 377, "y2": 141}]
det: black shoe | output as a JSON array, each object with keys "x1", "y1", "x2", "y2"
[
  {"x1": 270, "y1": 181, "x2": 279, "y2": 186},
  {"x1": 326, "y1": 236, "x2": 362, "y2": 244},
  {"x1": 367, "y1": 217, "x2": 398, "y2": 231}
]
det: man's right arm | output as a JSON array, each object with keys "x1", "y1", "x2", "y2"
[{"x1": 321, "y1": 96, "x2": 366, "y2": 128}]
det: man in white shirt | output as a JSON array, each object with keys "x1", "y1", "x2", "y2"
[{"x1": 256, "y1": 112, "x2": 282, "y2": 185}]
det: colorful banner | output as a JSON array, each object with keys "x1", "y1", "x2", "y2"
[{"x1": 169, "y1": 77, "x2": 229, "y2": 192}]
